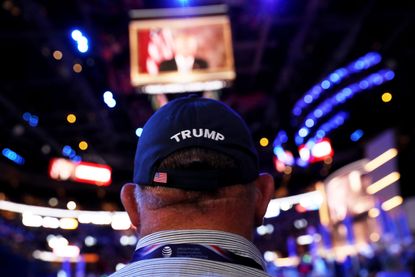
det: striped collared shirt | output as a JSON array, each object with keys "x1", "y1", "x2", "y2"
[{"x1": 110, "y1": 229, "x2": 271, "y2": 277}]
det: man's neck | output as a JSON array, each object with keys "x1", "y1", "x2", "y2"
[{"x1": 138, "y1": 208, "x2": 254, "y2": 241}]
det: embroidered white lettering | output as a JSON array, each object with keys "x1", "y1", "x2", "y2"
[
  {"x1": 204, "y1": 129, "x2": 216, "y2": 139},
  {"x1": 170, "y1": 129, "x2": 225, "y2": 142},
  {"x1": 215, "y1": 133, "x2": 225, "y2": 141},
  {"x1": 181, "y1": 130, "x2": 191, "y2": 140},
  {"x1": 170, "y1": 133, "x2": 181, "y2": 142},
  {"x1": 192, "y1": 128, "x2": 204, "y2": 137}
]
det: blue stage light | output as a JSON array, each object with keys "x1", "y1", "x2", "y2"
[
  {"x1": 2, "y1": 148, "x2": 25, "y2": 165},
  {"x1": 70, "y1": 29, "x2": 89, "y2": 53},
  {"x1": 71, "y1": 30, "x2": 83, "y2": 40},
  {"x1": 297, "y1": 68, "x2": 393, "y2": 146},
  {"x1": 273, "y1": 146, "x2": 284, "y2": 157},
  {"x1": 305, "y1": 119, "x2": 314, "y2": 128},
  {"x1": 329, "y1": 98, "x2": 337, "y2": 106},
  {"x1": 314, "y1": 109, "x2": 323, "y2": 118},
  {"x1": 353, "y1": 60, "x2": 365, "y2": 71},
  {"x1": 77, "y1": 37, "x2": 89, "y2": 53},
  {"x1": 335, "y1": 93, "x2": 345, "y2": 103},
  {"x1": 306, "y1": 112, "x2": 349, "y2": 142},
  {"x1": 304, "y1": 95, "x2": 313, "y2": 104},
  {"x1": 62, "y1": 145, "x2": 80, "y2": 160},
  {"x1": 295, "y1": 62, "x2": 393, "y2": 147},
  {"x1": 107, "y1": 99, "x2": 116, "y2": 108},
  {"x1": 365, "y1": 52, "x2": 382, "y2": 65},
  {"x1": 329, "y1": 73, "x2": 340, "y2": 83},
  {"x1": 296, "y1": 158, "x2": 309, "y2": 167},
  {"x1": 298, "y1": 127, "x2": 309, "y2": 138},
  {"x1": 305, "y1": 140, "x2": 315, "y2": 149},
  {"x1": 69, "y1": 150, "x2": 76, "y2": 158},
  {"x1": 359, "y1": 80, "x2": 369, "y2": 89},
  {"x1": 293, "y1": 107, "x2": 302, "y2": 116},
  {"x1": 292, "y1": 52, "x2": 382, "y2": 118},
  {"x1": 273, "y1": 147, "x2": 279, "y2": 156},
  {"x1": 336, "y1": 68, "x2": 347, "y2": 77},
  {"x1": 62, "y1": 145, "x2": 72, "y2": 156},
  {"x1": 135, "y1": 127, "x2": 143, "y2": 137},
  {"x1": 177, "y1": 0, "x2": 189, "y2": 5},
  {"x1": 22, "y1": 112, "x2": 39, "y2": 127},
  {"x1": 22, "y1": 112, "x2": 31, "y2": 121},
  {"x1": 316, "y1": 130, "x2": 325, "y2": 138},
  {"x1": 342, "y1": 89, "x2": 351, "y2": 98},
  {"x1": 321, "y1": 80, "x2": 331, "y2": 90},
  {"x1": 350, "y1": 84, "x2": 360, "y2": 94},
  {"x1": 350, "y1": 129, "x2": 364, "y2": 142},
  {"x1": 71, "y1": 155, "x2": 82, "y2": 162},
  {"x1": 103, "y1": 91, "x2": 116, "y2": 108},
  {"x1": 373, "y1": 74, "x2": 383, "y2": 85},
  {"x1": 311, "y1": 86, "x2": 321, "y2": 97},
  {"x1": 295, "y1": 136, "x2": 304, "y2": 145},
  {"x1": 278, "y1": 130, "x2": 289, "y2": 144},
  {"x1": 368, "y1": 74, "x2": 378, "y2": 84},
  {"x1": 372, "y1": 53, "x2": 382, "y2": 64},
  {"x1": 384, "y1": 70, "x2": 395, "y2": 80},
  {"x1": 310, "y1": 112, "x2": 348, "y2": 141},
  {"x1": 320, "y1": 123, "x2": 329, "y2": 132},
  {"x1": 334, "y1": 116, "x2": 344, "y2": 125},
  {"x1": 273, "y1": 145, "x2": 294, "y2": 166},
  {"x1": 103, "y1": 91, "x2": 113, "y2": 100},
  {"x1": 321, "y1": 102, "x2": 332, "y2": 113},
  {"x1": 28, "y1": 115, "x2": 39, "y2": 127}
]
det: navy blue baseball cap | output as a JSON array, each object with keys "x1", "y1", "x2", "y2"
[{"x1": 133, "y1": 95, "x2": 259, "y2": 191}]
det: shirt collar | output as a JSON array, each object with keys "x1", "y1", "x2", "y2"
[{"x1": 135, "y1": 229, "x2": 266, "y2": 269}]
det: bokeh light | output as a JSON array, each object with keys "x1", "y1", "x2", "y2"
[
  {"x1": 66, "y1": 201, "x2": 77, "y2": 210},
  {"x1": 73, "y1": 63, "x2": 82, "y2": 73},
  {"x1": 79, "y1": 141, "x2": 88, "y2": 151},
  {"x1": 67, "y1": 114, "x2": 76, "y2": 124},
  {"x1": 259, "y1": 137, "x2": 269, "y2": 147},
  {"x1": 52, "y1": 50, "x2": 63, "y2": 60},
  {"x1": 382, "y1": 92, "x2": 392, "y2": 103}
]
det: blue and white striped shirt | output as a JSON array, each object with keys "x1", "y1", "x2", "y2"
[{"x1": 110, "y1": 229, "x2": 271, "y2": 277}]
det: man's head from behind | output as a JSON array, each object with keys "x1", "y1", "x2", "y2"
[{"x1": 121, "y1": 96, "x2": 274, "y2": 239}]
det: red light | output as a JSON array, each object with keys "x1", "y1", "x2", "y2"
[
  {"x1": 298, "y1": 138, "x2": 334, "y2": 163},
  {"x1": 73, "y1": 161, "x2": 112, "y2": 186},
  {"x1": 49, "y1": 158, "x2": 112, "y2": 186},
  {"x1": 295, "y1": 204, "x2": 307, "y2": 213},
  {"x1": 310, "y1": 138, "x2": 333, "y2": 162},
  {"x1": 273, "y1": 156, "x2": 286, "y2": 173}
]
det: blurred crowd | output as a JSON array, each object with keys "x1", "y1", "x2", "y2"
[{"x1": 267, "y1": 241, "x2": 415, "y2": 277}]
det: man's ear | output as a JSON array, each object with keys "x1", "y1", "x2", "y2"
[
  {"x1": 120, "y1": 183, "x2": 140, "y2": 231},
  {"x1": 254, "y1": 173, "x2": 274, "y2": 226}
]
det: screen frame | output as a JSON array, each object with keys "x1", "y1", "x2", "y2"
[{"x1": 129, "y1": 15, "x2": 235, "y2": 87}]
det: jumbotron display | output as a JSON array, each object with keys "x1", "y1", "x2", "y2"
[{"x1": 129, "y1": 10, "x2": 235, "y2": 93}]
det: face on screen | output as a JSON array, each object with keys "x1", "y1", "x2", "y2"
[
  {"x1": 129, "y1": 15, "x2": 235, "y2": 88},
  {"x1": 173, "y1": 34, "x2": 198, "y2": 58}
]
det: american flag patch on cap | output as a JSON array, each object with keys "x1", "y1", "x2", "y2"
[{"x1": 153, "y1": 172, "x2": 167, "y2": 183}]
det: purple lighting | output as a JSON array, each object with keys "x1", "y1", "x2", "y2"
[
  {"x1": 307, "y1": 112, "x2": 349, "y2": 143},
  {"x1": 292, "y1": 52, "x2": 382, "y2": 117},
  {"x1": 294, "y1": 68, "x2": 395, "y2": 145}
]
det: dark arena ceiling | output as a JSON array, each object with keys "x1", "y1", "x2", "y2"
[{"x1": 1, "y1": 0, "x2": 415, "y2": 211}]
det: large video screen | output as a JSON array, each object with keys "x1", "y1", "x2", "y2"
[{"x1": 129, "y1": 15, "x2": 235, "y2": 92}]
